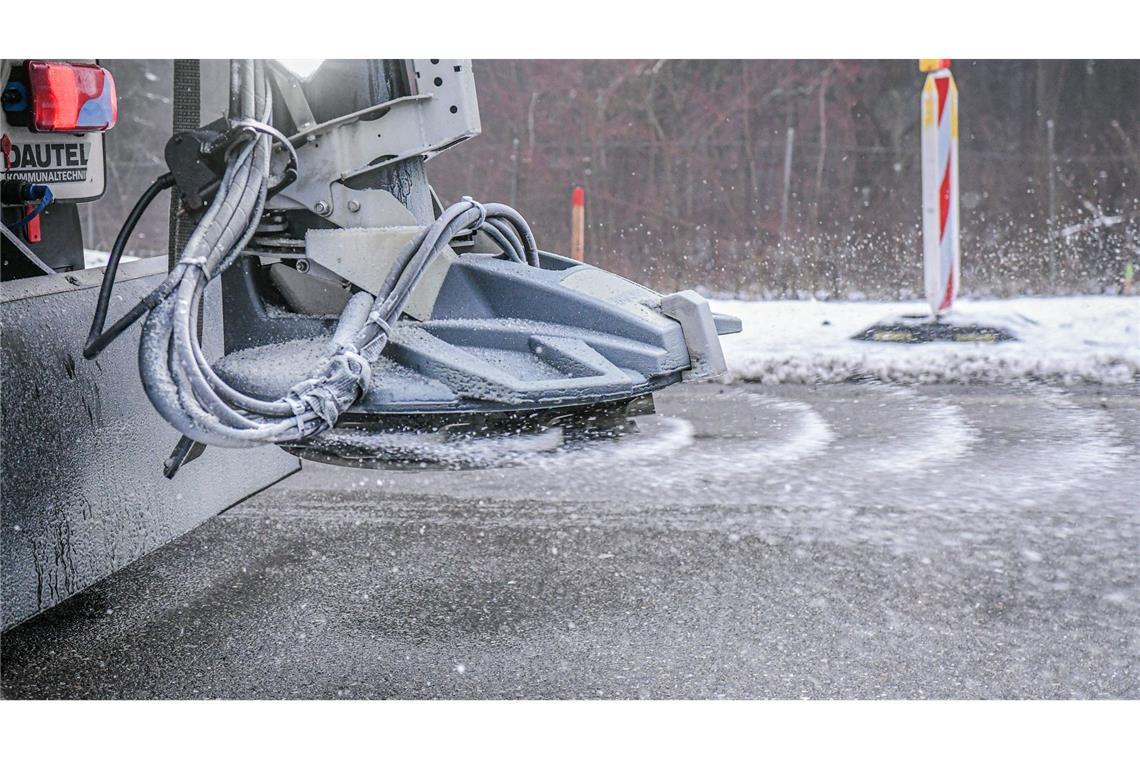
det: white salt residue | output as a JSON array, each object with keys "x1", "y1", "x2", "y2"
[
  {"x1": 307, "y1": 426, "x2": 565, "y2": 469},
  {"x1": 742, "y1": 399, "x2": 835, "y2": 465},
  {"x1": 647, "y1": 398, "x2": 834, "y2": 488},
  {"x1": 515, "y1": 397, "x2": 828, "y2": 485},
  {"x1": 528, "y1": 416, "x2": 695, "y2": 471},
  {"x1": 859, "y1": 387, "x2": 981, "y2": 475},
  {"x1": 1003, "y1": 385, "x2": 1130, "y2": 497}
]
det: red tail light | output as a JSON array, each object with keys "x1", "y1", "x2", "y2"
[{"x1": 26, "y1": 61, "x2": 117, "y2": 133}]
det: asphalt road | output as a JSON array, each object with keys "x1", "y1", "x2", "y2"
[{"x1": 3, "y1": 382, "x2": 1138, "y2": 699}]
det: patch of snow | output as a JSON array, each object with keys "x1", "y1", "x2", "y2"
[
  {"x1": 84, "y1": 249, "x2": 138, "y2": 269},
  {"x1": 710, "y1": 296, "x2": 1140, "y2": 385}
]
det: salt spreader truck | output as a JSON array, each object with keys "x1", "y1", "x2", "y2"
[{"x1": 0, "y1": 59, "x2": 737, "y2": 628}]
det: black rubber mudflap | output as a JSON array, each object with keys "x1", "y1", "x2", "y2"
[
  {"x1": 167, "y1": 58, "x2": 203, "y2": 464},
  {"x1": 168, "y1": 58, "x2": 200, "y2": 268}
]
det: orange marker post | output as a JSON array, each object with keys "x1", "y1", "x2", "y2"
[{"x1": 570, "y1": 186, "x2": 585, "y2": 262}]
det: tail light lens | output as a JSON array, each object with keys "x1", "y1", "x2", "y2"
[{"x1": 26, "y1": 60, "x2": 117, "y2": 133}]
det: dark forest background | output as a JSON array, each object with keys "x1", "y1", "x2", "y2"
[{"x1": 92, "y1": 59, "x2": 1140, "y2": 299}]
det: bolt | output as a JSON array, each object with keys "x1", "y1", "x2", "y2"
[
  {"x1": 313, "y1": 201, "x2": 330, "y2": 216},
  {"x1": 347, "y1": 200, "x2": 361, "y2": 213},
  {"x1": 296, "y1": 259, "x2": 310, "y2": 273}
]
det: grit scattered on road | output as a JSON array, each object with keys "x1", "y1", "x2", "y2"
[{"x1": 3, "y1": 383, "x2": 1137, "y2": 698}]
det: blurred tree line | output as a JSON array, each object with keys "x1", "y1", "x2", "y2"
[
  {"x1": 430, "y1": 60, "x2": 1140, "y2": 298},
  {"x1": 92, "y1": 59, "x2": 1140, "y2": 299}
]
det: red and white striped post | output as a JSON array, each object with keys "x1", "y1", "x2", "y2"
[
  {"x1": 570, "y1": 186, "x2": 585, "y2": 262},
  {"x1": 920, "y1": 59, "x2": 959, "y2": 316}
]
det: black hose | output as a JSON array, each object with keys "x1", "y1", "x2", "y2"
[{"x1": 83, "y1": 172, "x2": 176, "y2": 359}]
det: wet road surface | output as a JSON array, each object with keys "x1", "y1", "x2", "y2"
[{"x1": 3, "y1": 382, "x2": 1138, "y2": 698}]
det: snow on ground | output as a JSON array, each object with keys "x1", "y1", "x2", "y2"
[
  {"x1": 83, "y1": 249, "x2": 137, "y2": 268},
  {"x1": 709, "y1": 296, "x2": 1140, "y2": 385}
]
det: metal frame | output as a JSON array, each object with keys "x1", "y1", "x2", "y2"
[{"x1": 270, "y1": 59, "x2": 480, "y2": 227}]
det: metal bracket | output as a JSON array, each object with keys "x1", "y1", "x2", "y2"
[
  {"x1": 269, "y1": 59, "x2": 480, "y2": 222},
  {"x1": 325, "y1": 184, "x2": 417, "y2": 229},
  {"x1": 305, "y1": 226, "x2": 456, "y2": 321},
  {"x1": 266, "y1": 60, "x2": 318, "y2": 132},
  {"x1": 659, "y1": 290, "x2": 728, "y2": 381}
]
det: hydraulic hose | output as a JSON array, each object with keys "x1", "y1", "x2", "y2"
[{"x1": 84, "y1": 172, "x2": 176, "y2": 358}]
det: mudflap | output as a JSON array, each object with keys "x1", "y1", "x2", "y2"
[{"x1": 0, "y1": 258, "x2": 299, "y2": 630}]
